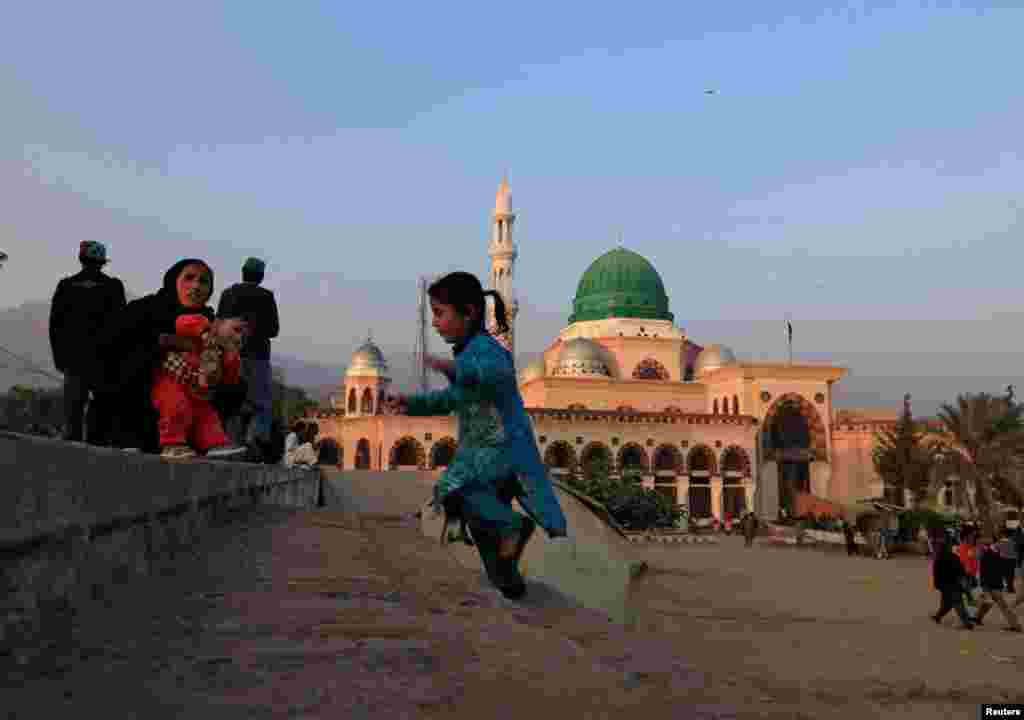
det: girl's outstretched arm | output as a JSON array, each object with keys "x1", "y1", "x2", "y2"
[{"x1": 423, "y1": 354, "x2": 456, "y2": 384}]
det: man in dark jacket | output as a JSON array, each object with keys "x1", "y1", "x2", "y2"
[
  {"x1": 931, "y1": 539, "x2": 973, "y2": 629},
  {"x1": 49, "y1": 241, "x2": 126, "y2": 443},
  {"x1": 217, "y1": 257, "x2": 279, "y2": 458},
  {"x1": 974, "y1": 537, "x2": 1022, "y2": 631}
]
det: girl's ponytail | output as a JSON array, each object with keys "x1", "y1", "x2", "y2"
[{"x1": 484, "y1": 290, "x2": 510, "y2": 335}]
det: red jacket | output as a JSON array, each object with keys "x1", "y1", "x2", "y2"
[
  {"x1": 159, "y1": 315, "x2": 241, "y2": 398},
  {"x1": 957, "y1": 543, "x2": 979, "y2": 577}
]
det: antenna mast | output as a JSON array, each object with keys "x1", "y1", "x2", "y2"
[{"x1": 414, "y1": 276, "x2": 431, "y2": 393}]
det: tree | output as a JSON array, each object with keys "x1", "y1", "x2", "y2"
[
  {"x1": 872, "y1": 394, "x2": 933, "y2": 507},
  {"x1": 271, "y1": 367, "x2": 319, "y2": 423},
  {"x1": 930, "y1": 391, "x2": 1024, "y2": 537}
]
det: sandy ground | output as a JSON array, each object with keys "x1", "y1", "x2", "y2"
[
  {"x1": 3, "y1": 510, "x2": 1022, "y2": 718},
  {"x1": 633, "y1": 536, "x2": 1024, "y2": 716}
]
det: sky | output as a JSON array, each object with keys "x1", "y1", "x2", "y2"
[{"x1": 1, "y1": 1, "x2": 1022, "y2": 413}]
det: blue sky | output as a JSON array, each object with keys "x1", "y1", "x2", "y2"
[{"x1": 1, "y1": 1, "x2": 1021, "y2": 411}]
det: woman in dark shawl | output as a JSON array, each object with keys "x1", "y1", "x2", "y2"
[{"x1": 91, "y1": 259, "x2": 247, "y2": 453}]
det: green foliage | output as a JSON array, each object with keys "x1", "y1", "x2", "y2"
[
  {"x1": 872, "y1": 394, "x2": 932, "y2": 506},
  {"x1": 568, "y1": 450, "x2": 685, "y2": 531},
  {"x1": 271, "y1": 367, "x2": 319, "y2": 423},
  {"x1": 1, "y1": 384, "x2": 63, "y2": 432},
  {"x1": 604, "y1": 484, "x2": 686, "y2": 531},
  {"x1": 900, "y1": 508, "x2": 958, "y2": 537},
  {"x1": 930, "y1": 391, "x2": 1024, "y2": 537}
]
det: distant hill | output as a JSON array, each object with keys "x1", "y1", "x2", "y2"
[{"x1": 0, "y1": 301, "x2": 61, "y2": 390}]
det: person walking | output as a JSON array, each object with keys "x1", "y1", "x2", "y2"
[
  {"x1": 742, "y1": 512, "x2": 759, "y2": 548},
  {"x1": 957, "y1": 527, "x2": 981, "y2": 615},
  {"x1": 217, "y1": 257, "x2": 279, "y2": 460},
  {"x1": 931, "y1": 538, "x2": 974, "y2": 630},
  {"x1": 974, "y1": 536, "x2": 1023, "y2": 632},
  {"x1": 49, "y1": 241, "x2": 126, "y2": 444}
]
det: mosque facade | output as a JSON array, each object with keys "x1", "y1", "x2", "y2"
[{"x1": 316, "y1": 179, "x2": 899, "y2": 520}]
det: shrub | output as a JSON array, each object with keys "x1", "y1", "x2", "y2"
[{"x1": 565, "y1": 474, "x2": 685, "y2": 531}]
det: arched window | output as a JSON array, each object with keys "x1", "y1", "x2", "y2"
[
  {"x1": 543, "y1": 440, "x2": 576, "y2": 472},
  {"x1": 687, "y1": 444, "x2": 716, "y2": 475},
  {"x1": 618, "y1": 443, "x2": 649, "y2": 480},
  {"x1": 355, "y1": 438, "x2": 371, "y2": 469},
  {"x1": 430, "y1": 437, "x2": 457, "y2": 468},
  {"x1": 390, "y1": 436, "x2": 425, "y2": 468},
  {"x1": 653, "y1": 444, "x2": 683, "y2": 474},
  {"x1": 360, "y1": 388, "x2": 374, "y2": 414},
  {"x1": 632, "y1": 358, "x2": 669, "y2": 380},
  {"x1": 347, "y1": 388, "x2": 357, "y2": 414},
  {"x1": 580, "y1": 442, "x2": 612, "y2": 481},
  {"x1": 713, "y1": 398, "x2": 719, "y2": 415},
  {"x1": 721, "y1": 445, "x2": 751, "y2": 478},
  {"x1": 732, "y1": 395, "x2": 739, "y2": 415}
]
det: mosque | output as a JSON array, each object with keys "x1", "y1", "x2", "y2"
[{"x1": 315, "y1": 178, "x2": 898, "y2": 520}]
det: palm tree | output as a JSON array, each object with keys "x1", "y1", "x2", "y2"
[
  {"x1": 929, "y1": 391, "x2": 1024, "y2": 537},
  {"x1": 872, "y1": 394, "x2": 933, "y2": 507}
]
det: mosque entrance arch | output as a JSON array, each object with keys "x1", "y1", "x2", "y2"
[
  {"x1": 355, "y1": 438, "x2": 371, "y2": 469},
  {"x1": 762, "y1": 393, "x2": 827, "y2": 514}
]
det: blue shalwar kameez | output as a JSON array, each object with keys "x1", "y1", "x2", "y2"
[{"x1": 405, "y1": 332, "x2": 567, "y2": 585}]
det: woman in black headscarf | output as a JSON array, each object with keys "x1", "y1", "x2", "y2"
[{"x1": 91, "y1": 259, "x2": 247, "y2": 453}]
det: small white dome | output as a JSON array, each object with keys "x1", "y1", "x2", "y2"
[
  {"x1": 553, "y1": 338, "x2": 611, "y2": 377},
  {"x1": 694, "y1": 343, "x2": 737, "y2": 376},
  {"x1": 347, "y1": 339, "x2": 388, "y2": 376}
]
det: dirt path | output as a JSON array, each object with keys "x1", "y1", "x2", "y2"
[
  {"x1": 3, "y1": 511, "x2": 1019, "y2": 718},
  {"x1": 631, "y1": 536, "x2": 1024, "y2": 717}
]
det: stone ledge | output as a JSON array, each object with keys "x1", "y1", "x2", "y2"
[
  {"x1": 1, "y1": 432, "x2": 320, "y2": 550},
  {"x1": 1, "y1": 432, "x2": 322, "y2": 646}
]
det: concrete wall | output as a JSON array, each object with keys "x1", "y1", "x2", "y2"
[
  {"x1": 1, "y1": 432, "x2": 322, "y2": 646},
  {"x1": 321, "y1": 469, "x2": 434, "y2": 516}
]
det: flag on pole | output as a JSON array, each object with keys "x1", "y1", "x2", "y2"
[{"x1": 787, "y1": 321, "x2": 793, "y2": 345}]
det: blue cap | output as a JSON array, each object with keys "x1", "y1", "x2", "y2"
[
  {"x1": 243, "y1": 257, "x2": 266, "y2": 274},
  {"x1": 79, "y1": 241, "x2": 108, "y2": 262}
]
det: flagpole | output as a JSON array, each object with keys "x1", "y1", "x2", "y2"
[{"x1": 785, "y1": 314, "x2": 793, "y2": 365}]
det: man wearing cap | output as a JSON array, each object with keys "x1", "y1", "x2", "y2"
[
  {"x1": 49, "y1": 241, "x2": 127, "y2": 443},
  {"x1": 217, "y1": 257, "x2": 279, "y2": 460},
  {"x1": 974, "y1": 535, "x2": 1023, "y2": 632}
]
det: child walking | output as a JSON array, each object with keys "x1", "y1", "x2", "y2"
[{"x1": 386, "y1": 272, "x2": 567, "y2": 599}]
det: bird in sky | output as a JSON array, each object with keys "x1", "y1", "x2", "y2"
[{"x1": 704, "y1": 89, "x2": 717, "y2": 95}]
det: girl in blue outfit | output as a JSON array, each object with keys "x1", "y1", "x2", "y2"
[{"x1": 386, "y1": 272, "x2": 567, "y2": 599}]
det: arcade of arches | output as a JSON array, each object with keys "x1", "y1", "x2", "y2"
[{"x1": 313, "y1": 396, "x2": 873, "y2": 520}]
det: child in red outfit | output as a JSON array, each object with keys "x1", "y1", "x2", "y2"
[{"x1": 152, "y1": 314, "x2": 245, "y2": 460}]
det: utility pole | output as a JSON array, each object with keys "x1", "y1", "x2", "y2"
[{"x1": 413, "y1": 276, "x2": 431, "y2": 393}]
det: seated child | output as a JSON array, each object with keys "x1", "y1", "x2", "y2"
[{"x1": 152, "y1": 315, "x2": 247, "y2": 460}]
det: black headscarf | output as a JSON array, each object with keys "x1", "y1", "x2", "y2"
[
  {"x1": 154, "y1": 258, "x2": 216, "y2": 330},
  {"x1": 92, "y1": 258, "x2": 215, "y2": 391}
]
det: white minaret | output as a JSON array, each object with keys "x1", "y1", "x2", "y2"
[{"x1": 488, "y1": 174, "x2": 518, "y2": 354}]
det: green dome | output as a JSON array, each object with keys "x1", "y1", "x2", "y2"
[{"x1": 569, "y1": 248, "x2": 673, "y2": 323}]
